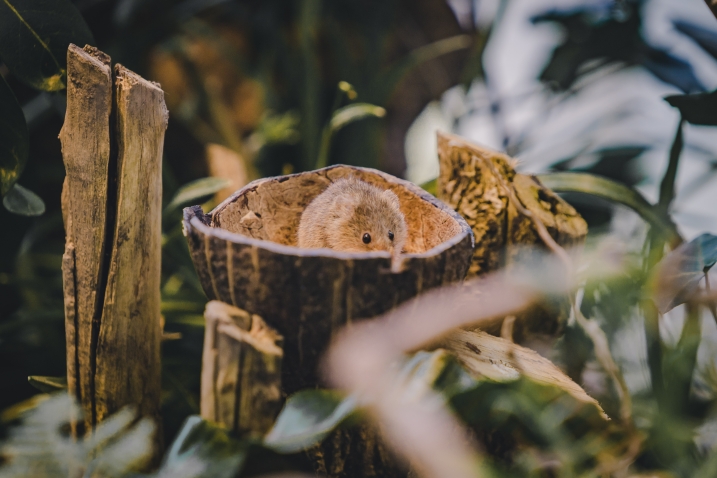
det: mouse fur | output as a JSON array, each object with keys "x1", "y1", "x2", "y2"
[{"x1": 297, "y1": 177, "x2": 407, "y2": 254}]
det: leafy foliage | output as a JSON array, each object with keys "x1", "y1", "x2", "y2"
[
  {"x1": 532, "y1": 1, "x2": 703, "y2": 93},
  {"x1": 0, "y1": 0, "x2": 94, "y2": 91},
  {"x1": 165, "y1": 177, "x2": 231, "y2": 212},
  {"x1": 2, "y1": 183, "x2": 46, "y2": 216},
  {"x1": 652, "y1": 233, "x2": 717, "y2": 312},
  {"x1": 265, "y1": 390, "x2": 356, "y2": 453},
  {"x1": 665, "y1": 89, "x2": 717, "y2": 125},
  {"x1": 0, "y1": 394, "x2": 155, "y2": 478},
  {"x1": 0, "y1": 75, "x2": 28, "y2": 196}
]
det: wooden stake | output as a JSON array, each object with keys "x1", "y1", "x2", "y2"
[
  {"x1": 201, "y1": 301, "x2": 283, "y2": 437},
  {"x1": 60, "y1": 45, "x2": 167, "y2": 446},
  {"x1": 60, "y1": 45, "x2": 112, "y2": 429}
]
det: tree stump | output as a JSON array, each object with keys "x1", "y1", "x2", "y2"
[
  {"x1": 183, "y1": 164, "x2": 474, "y2": 394},
  {"x1": 201, "y1": 301, "x2": 283, "y2": 438},
  {"x1": 60, "y1": 44, "x2": 167, "y2": 453},
  {"x1": 437, "y1": 132, "x2": 587, "y2": 339}
]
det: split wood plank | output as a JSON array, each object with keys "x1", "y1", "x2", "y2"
[
  {"x1": 94, "y1": 65, "x2": 167, "y2": 424},
  {"x1": 60, "y1": 45, "x2": 113, "y2": 429}
]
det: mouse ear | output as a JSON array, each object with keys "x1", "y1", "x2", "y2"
[{"x1": 382, "y1": 189, "x2": 400, "y2": 209}]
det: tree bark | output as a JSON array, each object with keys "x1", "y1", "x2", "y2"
[{"x1": 60, "y1": 44, "x2": 167, "y2": 453}]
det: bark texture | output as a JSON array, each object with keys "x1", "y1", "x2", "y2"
[
  {"x1": 184, "y1": 165, "x2": 474, "y2": 394},
  {"x1": 60, "y1": 44, "x2": 167, "y2": 447},
  {"x1": 437, "y1": 132, "x2": 587, "y2": 339},
  {"x1": 201, "y1": 301, "x2": 283, "y2": 438}
]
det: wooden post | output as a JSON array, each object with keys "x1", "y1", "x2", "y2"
[
  {"x1": 201, "y1": 301, "x2": 283, "y2": 437},
  {"x1": 60, "y1": 44, "x2": 167, "y2": 448}
]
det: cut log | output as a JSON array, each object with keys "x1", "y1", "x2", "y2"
[
  {"x1": 437, "y1": 132, "x2": 587, "y2": 339},
  {"x1": 201, "y1": 301, "x2": 283, "y2": 438},
  {"x1": 183, "y1": 164, "x2": 474, "y2": 393},
  {"x1": 60, "y1": 44, "x2": 167, "y2": 453}
]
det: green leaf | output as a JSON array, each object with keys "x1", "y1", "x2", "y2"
[
  {"x1": 3, "y1": 183, "x2": 46, "y2": 216},
  {"x1": 166, "y1": 177, "x2": 231, "y2": 211},
  {"x1": 264, "y1": 390, "x2": 357, "y2": 453},
  {"x1": 652, "y1": 233, "x2": 717, "y2": 313},
  {"x1": 420, "y1": 178, "x2": 437, "y2": 196},
  {"x1": 536, "y1": 172, "x2": 681, "y2": 245},
  {"x1": 161, "y1": 415, "x2": 246, "y2": 478},
  {"x1": 27, "y1": 375, "x2": 66, "y2": 393},
  {"x1": 329, "y1": 103, "x2": 386, "y2": 132},
  {"x1": 665, "y1": 90, "x2": 717, "y2": 126},
  {"x1": 0, "y1": 0, "x2": 94, "y2": 91},
  {"x1": 657, "y1": 119, "x2": 684, "y2": 213},
  {"x1": 265, "y1": 350, "x2": 474, "y2": 453},
  {"x1": 315, "y1": 103, "x2": 386, "y2": 169},
  {"x1": 0, "y1": 74, "x2": 28, "y2": 195}
]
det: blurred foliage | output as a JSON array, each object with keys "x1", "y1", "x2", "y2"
[{"x1": 2, "y1": 0, "x2": 717, "y2": 477}]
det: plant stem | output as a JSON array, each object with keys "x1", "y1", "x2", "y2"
[{"x1": 642, "y1": 117, "x2": 684, "y2": 411}]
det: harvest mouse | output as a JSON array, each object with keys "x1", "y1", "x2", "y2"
[{"x1": 297, "y1": 177, "x2": 407, "y2": 256}]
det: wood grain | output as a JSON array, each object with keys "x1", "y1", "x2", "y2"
[
  {"x1": 60, "y1": 45, "x2": 166, "y2": 455},
  {"x1": 201, "y1": 301, "x2": 283, "y2": 438},
  {"x1": 60, "y1": 44, "x2": 112, "y2": 429},
  {"x1": 94, "y1": 65, "x2": 167, "y2": 425}
]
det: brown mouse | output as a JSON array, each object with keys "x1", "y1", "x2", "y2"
[{"x1": 297, "y1": 177, "x2": 407, "y2": 255}]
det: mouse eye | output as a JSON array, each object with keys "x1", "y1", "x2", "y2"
[
  {"x1": 388, "y1": 231, "x2": 394, "y2": 241},
  {"x1": 362, "y1": 233, "x2": 371, "y2": 244}
]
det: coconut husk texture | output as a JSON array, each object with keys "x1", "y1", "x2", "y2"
[
  {"x1": 183, "y1": 164, "x2": 474, "y2": 394},
  {"x1": 437, "y1": 132, "x2": 588, "y2": 340}
]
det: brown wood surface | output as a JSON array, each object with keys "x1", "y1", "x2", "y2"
[
  {"x1": 60, "y1": 45, "x2": 166, "y2": 452},
  {"x1": 60, "y1": 44, "x2": 113, "y2": 429},
  {"x1": 437, "y1": 132, "x2": 587, "y2": 339},
  {"x1": 201, "y1": 301, "x2": 283, "y2": 438},
  {"x1": 437, "y1": 132, "x2": 516, "y2": 278},
  {"x1": 184, "y1": 165, "x2": 474, "y2": 393},
  {"x1": 94, "y1": 65, "x2": 167, "y2": 425}
]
